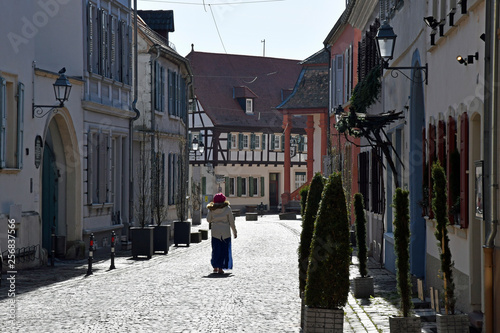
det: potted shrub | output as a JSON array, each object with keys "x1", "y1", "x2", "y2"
[
  {"x1": 298, "y1": 173, "x2": 324, "y2": 328},
  {"x1": 389, "y1": 188, "x2": 420, "y2": 332},
  {"x1": 174, "y1": 140, "x2": 192, "y2": 247},
  {"x1": 432, "y1": 162, "x2": 468, "y2": 332},
  {"x1": 304, "y1": 173, "x2": 350, "y2": 332},
  {"x1": 131, "y1": 132, "x2": 154, "y2": 259},
  {"x1": 353, "y1": 193, "x2": 374, "y2": 298}
]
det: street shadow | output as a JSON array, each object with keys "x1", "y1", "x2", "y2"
[{"x1": 202, "y1": 273, "x2": 233, "y2": 279}]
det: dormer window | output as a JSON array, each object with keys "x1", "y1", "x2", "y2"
[
  {"x1": 246, "y1": 98, "x2": 253, "y2": 113},
  {"x1": 233, "y1": 86, "x2": 258, "y2": 114}
]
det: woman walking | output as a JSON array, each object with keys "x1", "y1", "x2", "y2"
[{"x1": 207, "y1": 193, "x2": 237, "y2": 274}]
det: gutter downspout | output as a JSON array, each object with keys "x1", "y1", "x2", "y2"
[
  {"x1": 130, "y1": 0, "x2": 140, "y2": 228},
  {"x1": 484, "y1": 1, "x2": 497, "y2": 332},
  {"x1": 150, "y1": 44, "x2": 160, "y2": 225}
]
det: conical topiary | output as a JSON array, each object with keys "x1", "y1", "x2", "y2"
[
  {"x1": 300, "y1": 184, "x2": 310, "y2": 218},
  {"x1": 432, "y1": 162, "x2": 456, "y2": 314},
  {"x1": 298, "y1": 173, "x2": 325, "y2": 295},
  {"x1": 305, "y1": 172, "x2": 350, "y2": 309},
  {"x1": 393, "y1": 187, "x2": 412, "y2": 317},
  {"x1": 354, "y1": 193, "x2": 368, "y2": 278}
]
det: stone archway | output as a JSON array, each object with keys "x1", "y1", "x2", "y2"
[{"x1": 41, "y1": 109, "x2": 82, "y2": 259}]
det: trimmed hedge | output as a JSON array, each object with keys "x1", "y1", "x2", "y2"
[
  {"x1": 393, "y1": 188, "x2": 412, "y2": 317},
  {"x1": 305, "y1": 173, "x2": 350, "y2": 309},
  {"x1": 354, "y1": 193, "x2": 368, "y2": 278},
  {"x1": 298, "y1": 173, "x2": 324, "y2": 294}
]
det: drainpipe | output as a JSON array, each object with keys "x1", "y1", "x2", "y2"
[
  {"x1": 150, "y1": 44, "x2": 160, "y2": 225},
  {"x1": 484, "y1": 0, "x2": 497, "y2": 332},
  {"x1": 130, "y1": 0, "x2": 140, "y2": 228}
]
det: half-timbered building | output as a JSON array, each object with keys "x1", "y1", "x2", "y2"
[{"x1": 187, "y1": 50, "x2": 306, "y2": 213}]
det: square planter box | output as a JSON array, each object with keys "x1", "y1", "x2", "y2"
[
  {"x1": 304, "y1": 306, "x2": 343, "y2": 332},
  {"x1": 153, "y1": 225, "x2": 171, "y2": 254},
  {"x1": 353, "y1": 276, "x2": 374, "y2": 298},
  {"x1": 174, "y1": 221, "x2": 192, "y2": 247},
  {"x1": 130, "y1": 227, "x2": 154, "y2": 259},
  {"x1": 436, "y1": 313, "x2": 469, "y2": 333},
  {"x1": 389, "y1": 316, "x2": 421, "y2": 333}
]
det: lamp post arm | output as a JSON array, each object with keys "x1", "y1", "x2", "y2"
[{"x1": 383, "y1": 63, "x2": 428, "y2": 85}]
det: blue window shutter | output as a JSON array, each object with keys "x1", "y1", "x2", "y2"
[
  {"x1": 225, "y1": 177, "x2": 230, "y2": 194},
  {"x1": 17, "y1": 82, "x2": 24, "y2": 169},
  {"x1": 271, "y1": 134, "x2": 275, "y2": 150},
  {"x1": 0, "y1": 77, "x2": 6, "y2": 168},
  {"x1": 262, "y1": 134, "x2": 266, "y2": 150},
  {"x1": 87, "y1": 3, "x2": 94, "y2": 73},
  {"x1": 168, "y1": 69, "x2": 173, "y2": 115},
  {"x1": 238, "y1": 133, "x2": 244, "y2": 150},
  {"x1": 281, "y1": 134, "x2": 285, "y2": 152},
  {"x1": 227, "y1": 133, "x2": 231, "y2": 149}
]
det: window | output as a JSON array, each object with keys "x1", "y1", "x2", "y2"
[
  {"x1": 0, "y1": 77, "x2": 24, "y2": 169},
  {"x1": 231, "y1": 134, "x2": 237, "y2": 149},
  {"x1": 87, "y1": 2, "x2": 131, "y2": 84},
  {"x1": 154, "y1": 61, "x2": 165, "y2": 112},
  {"x1": 88, "y1": 131, "x2": 111, "y2": 204},
  {"x1": 168, "y1": 70, "x2": 187, "y2": 122},
  {"x1": 271, "y1": 134, "x2": 281, "y2": 151},
  {"x1": 229, "y1": 177, "x2": 236, "y2": 196},
  {"x1": 242, "y1": 134, "x2": 249, "y2": 149},
  {"x1": 249, "y1": 177, "x2": 259, "y2": 197},
  {"x1": 237, "y1": 177, "x2": 247, "y2": 196},
  {"x1": 253, "y1": 134, "x2": 260, "y2": 149},
  {"x1": 295, "y1": 172, "x2": 306, "y2": 190},
  {"x1": 246, "y1": 98, "x2": 253, "y2": 113}
]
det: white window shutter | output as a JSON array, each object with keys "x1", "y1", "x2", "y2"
[{"x1": 17, "y1": 82, "x2": 24, "y2": 169}]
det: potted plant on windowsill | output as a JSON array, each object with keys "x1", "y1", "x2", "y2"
[
  {"x1": 304, "y1": 173, "x2": 350, "y2": 332},
  {"x1": 389, "y1": 188, "x2": 421, "y2": 332},
  {"x1": 432, "y1": 162, "x2": 468, "y2": 332},
  {"x1": 353, "y1": 193, "x2": 374, "y2": 298}
]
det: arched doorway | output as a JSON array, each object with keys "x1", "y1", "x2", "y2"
[
  {"x1": 42, "y1": 143, "x2": 58, "y2": 253},
  {"x1": 40, "y1": 111, "x2": 82, "y2": 258}
]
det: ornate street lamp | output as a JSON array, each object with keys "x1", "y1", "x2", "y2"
[
  {"x1": 33, "y1": 67, "x2": 72, "y2": 118},
  {"x1": 375, "y1": 22, "x2": 429, "y2": 84}
]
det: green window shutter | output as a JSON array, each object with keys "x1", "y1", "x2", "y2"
[
  {"x1": 188, "y1": 132, "x2": 192, "y2": 149},
  {"x1": 17, "y1": 82, "x2": 24, "y2": 169},
  {"x1": 227, "y1": 133, "x2": 231, "y2": 149},
  {"x1": 262, "y1": 134, "x2": 266, "y2": 150},
  {"x1": 237, "y1": 176, "x2": 242, "y2": 197},
  {"x1": 271, "y1": 134, "x2": 275, "y2": 150},
  {"x1": 0, "y1": 77, "x2": 6, "y2": 168},
  {"x1": 250, "y1": 133, "x2": 255, "y2": 150},
  {"x1": 238, "y1": 133, "x2": 244, "y2": 150},
  {"x1": 281, "y1": 134, "x2": 285, "y2": 152},
  {"x1": 249, "y1": 176, "x2": 254, "y2": 197},
  {"x1": 201, "y1": 177, "x2": 206, "y2": 195},
  {"x1": 225, "y1": 177, "x2": 230, "y2": 194},
  {"x1": 161, "y1": 66, "x2": 165, "y2": 112},
  {"x1": 260, "y1": 177, "x2": 265, "y2": 196}
]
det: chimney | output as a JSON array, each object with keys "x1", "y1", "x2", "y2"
[{"x1": 137, "y1": 10, "x2": 175, "y2": 43}]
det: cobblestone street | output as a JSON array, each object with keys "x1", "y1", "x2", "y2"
[{"x1": 1, "y1": 215, "x2": 432, "y2": 333}]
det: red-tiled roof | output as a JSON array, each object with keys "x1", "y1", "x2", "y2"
[{"x1": 187, "y1": 51, "x2": 303, "y2": 132}]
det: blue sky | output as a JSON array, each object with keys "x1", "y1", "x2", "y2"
[{"x1": 137, "y1": 0, "x2": 345, "y2": 61}]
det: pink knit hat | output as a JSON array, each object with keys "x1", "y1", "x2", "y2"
[{"x1": 213, "y1": 193, "x2": 226, "y2": 203}]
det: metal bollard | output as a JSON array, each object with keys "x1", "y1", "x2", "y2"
[
  {"x1": 110, "y1": 231, "x2": 116, "y2": 270},
  {"x1": 51, "y1": 226, "x2": 56, "y2": 267},
  {"x1": 86, "y1": 233, "x2": 94, "y2": 276}
]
